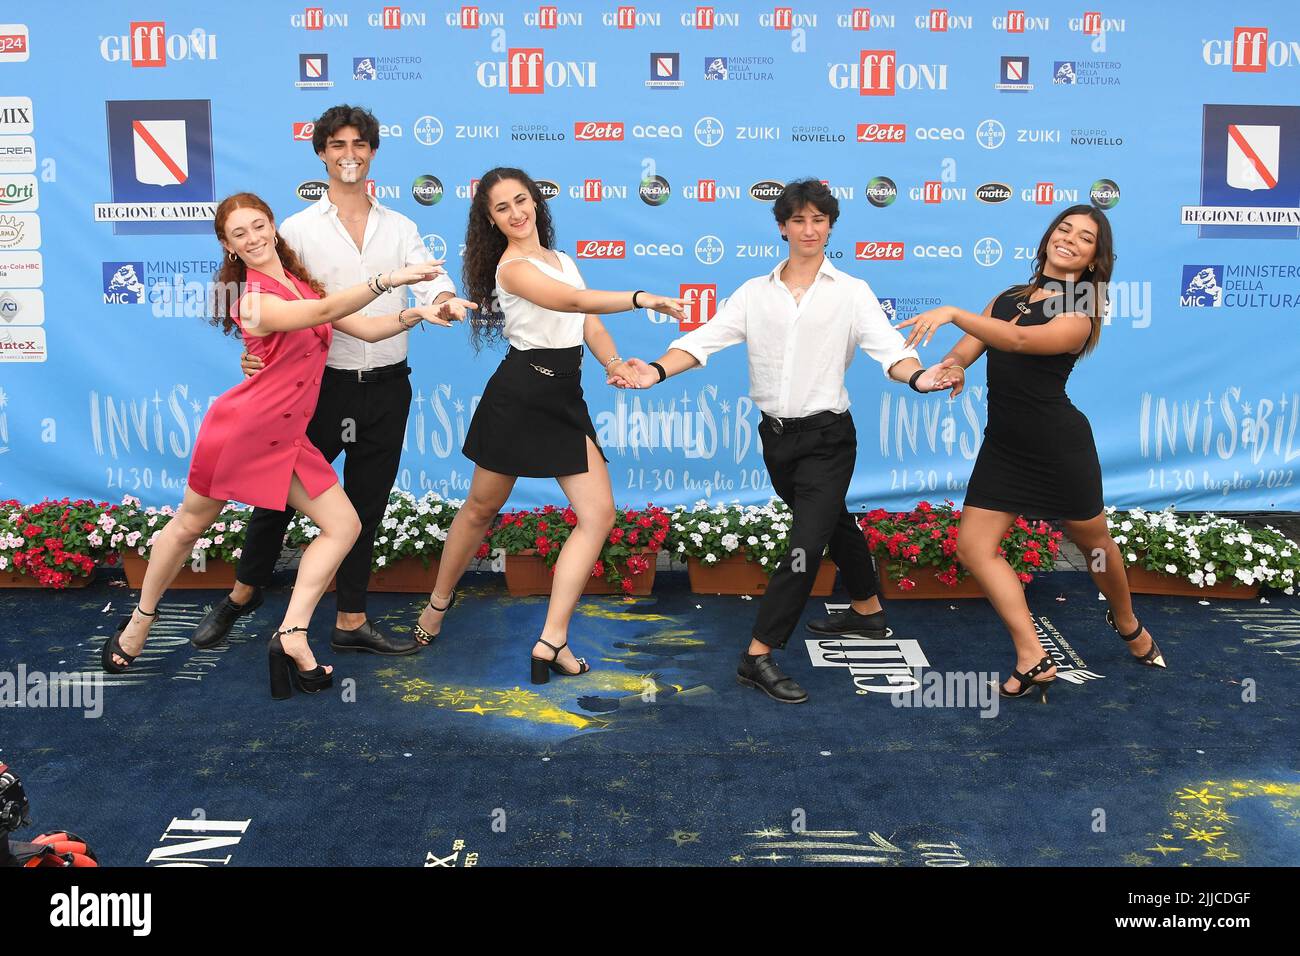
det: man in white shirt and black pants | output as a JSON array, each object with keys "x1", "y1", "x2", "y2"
[
  {"x1": 620, "y1": 180, "x2": 957, "y2": 702},
  {"x1": 192, "y1": 105, "x2": 462, "y2": 655}
]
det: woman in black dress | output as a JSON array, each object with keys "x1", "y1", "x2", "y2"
[
  {"x1": 897, "y1": 205, "x2": 1164, "y2": 701},
  {"x1": 412, "y1": 167, "x2": 686, "y2": 682}
]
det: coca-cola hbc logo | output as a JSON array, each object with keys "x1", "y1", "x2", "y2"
[
  {"x1": 574, "y1": 121, "x2": 625, "y2": 141},
  {"x1": 576, "y1": 240, "x2": 626, "y2": 259},
  {"x1": 855, "y1": 241, "x2": 905, "y2": 261}
]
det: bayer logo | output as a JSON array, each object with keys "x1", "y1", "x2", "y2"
[
  {"x1": 422, "y1": 233, "x2": 447, "y2": 262},
  {"x1": 973, "y1": 237, "x2": 1003, "y2": 267},
  {"x1": 976, "y1": 119, "x2": 1006, "y2": 150},
  {"x1": 694, "y1": 116, "x2": 724, "y2": 148},
  {"x1": 695, "y1": 235, "x2": 724, "y2": 265},
  {"x1": 414, "y1": 116, "x2": 443, "y2": 146}
]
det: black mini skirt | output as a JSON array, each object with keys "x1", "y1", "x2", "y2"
[{"x1": 462, "y1": 345, "x2": 608, "y2": 478}]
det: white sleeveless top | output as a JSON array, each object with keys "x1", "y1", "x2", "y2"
[{"x1": 494, "y1": 251, "x2": 587, "y2": 350}]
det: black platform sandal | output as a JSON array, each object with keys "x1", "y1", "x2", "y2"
[
  {"x1": 268, "y1": 626, "x2": 333, "y2": 700},
  {"x1": 101, "y1": 605, "x2": 159, "y2": 674},
  {"x1": 1106, "y1": 609, "x2": 1167, "y2": 668},
  {"x1": 414, "y1": 589, "x2": 457, "y2": 646},
  {"x1": 530, "y1": 638, "x2": 590, "y2": 685},
  {"x1": 999, "y1": 655, "x2": 1057, "y2": 703}
]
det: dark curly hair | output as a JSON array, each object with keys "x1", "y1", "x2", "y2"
[
  {"x1": 772, "y1": 178, "x2": 839, "y2": 236},
  {"x1": 209, "y1": 193, "x2": 325, "y2": 337},
  {"x1": 311, "y1": 104, "x2": 381, "y2": 155},
  {"x1": 463, "y1": 167, "x2": 557, "y2": 352}
]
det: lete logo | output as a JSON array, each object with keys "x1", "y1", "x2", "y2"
[
  {"x1": 573, "y1": 121, "x2": 624, "y2": 141},
  {"x1": 576, "y1": 240, "x2": 625, "y2": 259}
]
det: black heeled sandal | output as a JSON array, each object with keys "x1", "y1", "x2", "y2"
[
  {"x1": 268, "y1": 626, "x2": 333, "y2": 700},
  {"x1": 1106, "y1": 609, "x2": 1167, "y2": 668},
  {"x1": 530, "y1": 637, "x2": 590, "y2": 685},
  {"x1": 101, "y1": 605, "x2": 159, "y2": 674},
  {"x1": 414, "y1": 589, "x2": 457, "y2": 646},
  {"x1": 999, "y1": 655, "x2": 1057, "y2": 703}
]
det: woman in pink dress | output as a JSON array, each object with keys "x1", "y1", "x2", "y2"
[{"x1": 103, "y1": 192, "x2": 462, "y2": 699}]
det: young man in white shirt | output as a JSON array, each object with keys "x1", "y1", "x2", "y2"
[
  {"x1": 618, "y1": 179, "x2": 957, "y2": 703},
  {"x1": 192, "y1": 105, "x2": 466, "y2": 656}
]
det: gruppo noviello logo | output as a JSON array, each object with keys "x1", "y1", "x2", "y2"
[
  {"x1": 1181, "y1": 104, "x2": 1300, "y2": 239},
  {"x1": 94, "y1": 100, "x2": 217, "y2": 235},
  {"x1": 1181, "y1": 265, "x2": 1224, "y2": 307}
]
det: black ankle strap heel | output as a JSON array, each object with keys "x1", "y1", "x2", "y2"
[
  {"x1": 530, "y1": 637, "x2": 589, "y2": 685},
  {"x1": 268, "y1": 626, "x2": 333, "y2": 700}
]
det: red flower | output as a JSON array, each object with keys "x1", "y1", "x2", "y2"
[
  {"x1": 1023, "y1": 550, "x2": 1041, "y2": 566},
  {"x1": 626, "y1": 530, "x2": 639, "y2": 546},
  {"x1": 563, "y1": 509, "x2": 577, "y2": 527},
  {"x1": 1017, "y1": 572, "x2": 1033, "y2": 584},
  {"x1": 897, "y1": 577, "x2": 917, "y2": 591},
  {"x1": 621, "y1": 577, "x2": 634, "y2": 593},
  {"x1": 592, "y1": 560, "x2": 605, "y2": 578},
  {"x1": 538, "y1": 520, "x2": 549, "y2": 533},
  {"x1": 608, "y1": 527, "x2": 624, "y2": 544},
  {"x1": 930, "y1": 529, "x2": 943, "y2": 539},
  {"x1": 475, "y1": 542, "x2": 490, "y2": 560}
]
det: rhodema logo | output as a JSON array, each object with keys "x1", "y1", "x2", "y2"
[
  {"x1": 976, "y1": 182, "x2": 1012, "y2": 203},
  {"x1": 535, "y1": 179, "x2": 560, "y2": 200},
  {"x1": 297, "y1": 180, "x2": 328, "y2": 202},
  {"x1": 639, "y1": 175, "x2": 670, "y2": 206},
  {"x1": 1090, "y1": 178, "x2": 1120, "y2": 209},
  {"x1": 412, "y1": 174, "x2": 443, "y2": 205},
  {"x1": 749, "y1": 179, "x2": 784, "y2": 202},
  {"x1": 865, "y1": 176, "x2": 897, "y2": 207}
]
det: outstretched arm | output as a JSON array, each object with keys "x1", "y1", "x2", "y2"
[
  {"x1": 239, "y1": 262, "x2": 444, "y2": 335},
  {"x1": 498, "y1": 260, "x2": 685, "y2": 318},
  {"x1": 898, "y1": 297, "x2": 1090, "y2": 356}
]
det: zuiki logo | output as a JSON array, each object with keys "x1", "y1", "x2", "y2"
[
  {"x1": 99, "y1": 22, "x2": 218, "y2": 67},
  {"x1": 1181, "y1": 104, "x2": 1300, "y2": 239},
  {"x1": 102, "y1": 262, "x2": 146, "y2": 304},
  {"x1": 639, "y1": 175, "x2": 670, "y2": 205},
  {"x1": 411, "y1": 174, "x2": 443, "y2": 206},
  {"x1": 1181, "y1": 265, "x2": 1224, "y2": 307},
  {"x1": 94, "y1": 100, "x2": 217, "y2": 235},
  {"x1": 865, "y1": 176, "x2": 898, "y2": 207}
]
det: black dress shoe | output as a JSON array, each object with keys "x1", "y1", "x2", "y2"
[
  {"x1": 736, "y1": 652, "x2": 808, "y2": 704},
  {"x1": 191, "y1": 589, "x2": 263, "y2": 649},
  {"x1": 806, "y1": 606, "x2": 888, "y2": 637},
  {"x1": 329, "y1": 619, "x2": 419, "y2": 656}
]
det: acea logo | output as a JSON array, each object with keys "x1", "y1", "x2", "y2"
[
  {"x1": 102, "y1": 262, "x2": 145, "y2": 304},
  {"x1": 1181, "y1": 104, "x2": 1300, "y2": 239},
  {"x1": 94, "y1": 99, "x2": 217, "y2": 235},
  {"x1": 1180, "y1": 265, "x2": 1224, "y2": 307}
]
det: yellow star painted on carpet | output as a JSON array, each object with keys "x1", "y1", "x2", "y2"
[
  {"x1": 1203, "y1": 845, "x2": 1240, "y2": 861},
  {"x1": 1177, "y1": 787, "x2": 1224, "y2": 806},
  {"x1": 1146, "y1": 845, "x2": 1182, "y2": 856},
  {"x1": 1261, "y1": 783, "x2": 1288, "y2": 795},
  {"x1": 668, "y1": 831, "x2": 701, "y2": 847},
  {"x1": 457, "y1": 703, "x2": 501, "y2": 716},
  {"x1": 1185, "y1": 828, "x2": 1225, "y2": 844},
  {"x1": 1123, "y1": 853, "x2": 1152, "y2": 867}
]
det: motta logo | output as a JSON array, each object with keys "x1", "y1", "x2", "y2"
[
  {"x1": 535, "y1": 179, "x2": 560, "y2": 200},
  {"x1": 99, "y1": 22, "x2": 218, "y2": 67},
  {"x1": 856, "y1": 241, "x2": 905, "y2": 260},
  {"x1": 574, "y1": 121, "x2": 624, "y2": 141},
  {"x1": 576, "y1": 240, "x2": 626, "y2": 259},
  {"x1": 749, "y1": 180, "x2": 784, "y2": 202},
  {"x1": 857, "y1": 123, "x2": 906, "y2": 143},
  {"x1": 293, "y1": 122, "x2": 314, "y2": 141},
  {"x1": 976, "y1": 182, "x2": 1012, "y2": 203},
  {"x1": 297, "y1": 180, "x2": 328, "y2": 201}
]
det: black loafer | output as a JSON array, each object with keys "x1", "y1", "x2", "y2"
[
  {"x1": 330, "y1": 619, "x2": 419, "y2": 656},
  {"x1": 806, "y1": 606, "x2": 888, "y2": 637},
  {"x1": 736, "y1": 651, "x2": 808, "y2": 704},
  {"x1": 191, "y1": 589, "x2": 264, "y2": 649}
]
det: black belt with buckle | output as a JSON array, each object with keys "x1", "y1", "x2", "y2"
[
  {"x1": 762, "y1": 410, "x2": 845, "y2": 435},
  {"x1": 325, "y1": 361, "x2": 410, "y2": 383}
]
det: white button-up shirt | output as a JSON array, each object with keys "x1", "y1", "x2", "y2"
[
  {"x1": 278, "y1": 193, "x2": 456, "y2": 371},
  {"x1": 669, "y1": 257, "x2": 918, "y2": 419}
]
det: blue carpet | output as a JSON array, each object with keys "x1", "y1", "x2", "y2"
[{"x1": 2, "y1": 570, "x2": 1298, "y2": 867}]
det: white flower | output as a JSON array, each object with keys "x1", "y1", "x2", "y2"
[
  {"x1": 1127, "y1": 553, "x2": 1137, "y2": 562},
  {"x1": 677, "y1": 542, "x2": 686, "y2": 553},
  {"x1": 213, "y1": 535, "x2": 224, "y2": 545},
  {"x1": 1205, "y1": 572, "x2": 1217, "y2": 586},
  {"x1": 698, "y1": 522, "x2": 711, "y2": 534},
  {"x1": 232, "y1": 548, "x2": 242, "y2": 558},
  {"x1": 1235, "y1": 568, "x2": 1254, "y2": 584},
  {"x1": 721, "y1": 534, "x2": 740, "y2": 551},
  {"x1": 196, "y1": 537, "x2": 211, "y2": 550},
  {"x1": 378, "y1": 536, "x2": 389, "y2": 545},
  {"x1": 747, "y1": 535, "x2": 759, "y2": 546},
  {"x1": 1189, "y1": 570, "x2": 1204, "y2": 585},
  {"x1": 760, "y1": 556, "x2": 768, "y2": 565},
  {"x1": 88, "y1": 532, "x2": 104, "y2": 547},
  {"x1": 704, "y1": 553, "x2": 717, "y2": 563},
  {"x1": 376, "y1": 556, "x2": 387, "y2": 567},
  {"x1": 1204, "y1": 562, "x2": 1215, "y2": 571},
  {"x1": 1165, "y1": 563, "x2": 1178, "y2": 574},
  {"x1": 1120, "y1": 520, "x2": 1132, "y2": 531}
]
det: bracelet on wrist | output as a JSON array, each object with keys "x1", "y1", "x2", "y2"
[
  {"x1": 908, "y1": 368, "x2": 927, "y2": 393},
  {"x1": 604, "y1": 354, "x2": 622, "y2": 370},
  {"x1": 632, "y1": 290, "x2": 646, "y2": 309},
  {"x1": 650, "y1": 361, "x2": 667, "y2": 383}
]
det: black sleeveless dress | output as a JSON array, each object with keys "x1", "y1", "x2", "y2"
[{"x1": 963, "y1": 288, "x2": 1103, "y2": 521}]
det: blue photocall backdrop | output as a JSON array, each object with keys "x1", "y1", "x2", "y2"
[{"x1": 1, "y1": 1, "x2": 1298, "y2": 512}]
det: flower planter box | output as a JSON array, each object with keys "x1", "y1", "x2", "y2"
[
  {"x1": 368, "y1": 557, "x2": 441, "y2": 593},
  {"x1": 1125, "y1": 565, "x2": 1259, "y2": 600},
  {"x1": 876, "y1": 566, "x2": 988, "y2": 600},
  {"x1": 0, "y1": 570, "x2": 94, "y2": 589},
  {"x1": 121, "y1": 552, "x2": 239, "y2": 590},
  {"x1": 687, "y1": 554, "x2": 836, "y2": 596},
  {"x1": 505, "y1": 549, "x2": 656, "y2": 597}
]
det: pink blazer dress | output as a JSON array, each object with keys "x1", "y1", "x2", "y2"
[{"x1": 187, "y1": 269, "x2": 339, "y2": 511}]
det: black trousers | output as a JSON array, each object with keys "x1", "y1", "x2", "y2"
[
  {"x1": 751, "y1": 412, "x2": 880, "y2": 650},
  {"x1": 235, "y1": 366, "x2": 413, "y2": 614}
]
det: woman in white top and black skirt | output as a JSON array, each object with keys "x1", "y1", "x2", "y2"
[{"x1": 413, "y1": 167, "x2": 687, "y2": 682}]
